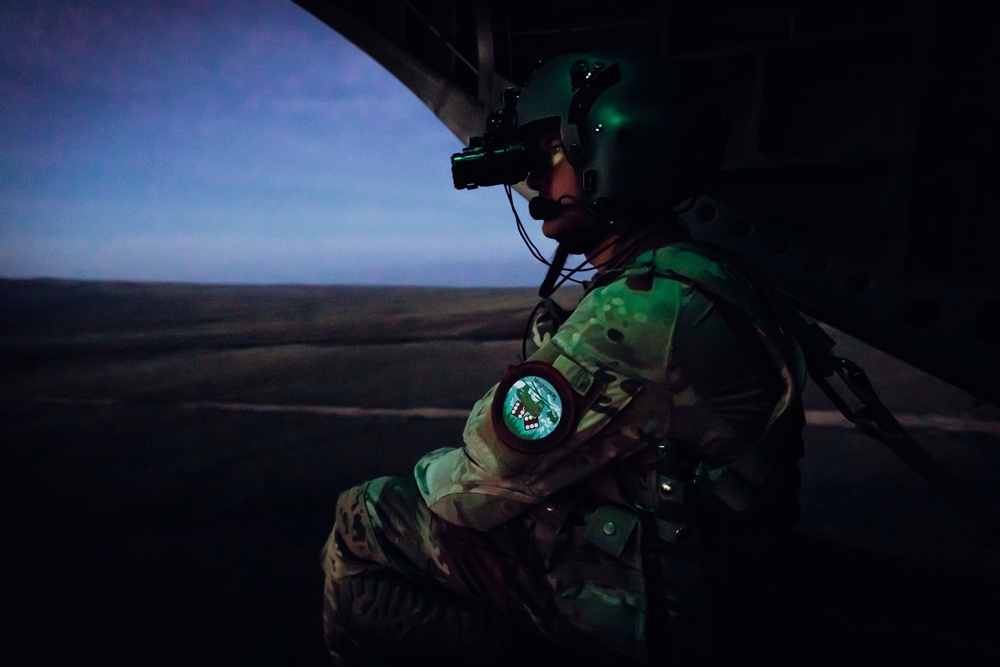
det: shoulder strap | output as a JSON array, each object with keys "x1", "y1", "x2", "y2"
[
  {"x1": 639, "y1": 245, "x2": 1000, "y2": 539},
  {"x1": 767, "y1": 289, "x2": 1000, "y2": 542},
  {"x1": 634, "y1": 245, "x2": 806, "y2": 511}
]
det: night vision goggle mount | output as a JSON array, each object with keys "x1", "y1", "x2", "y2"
[
  {"x1": 450, "y1": 88, "x2": 537, "y2": 190},
  {"x1": 450, "y1": 59, "x2": 624, "y2": 195}
]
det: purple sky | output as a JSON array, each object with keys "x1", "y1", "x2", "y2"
[{"x1": 0, "y1": 0, "x2": 558, "y2": 287}]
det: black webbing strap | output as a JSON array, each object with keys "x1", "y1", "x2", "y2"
[
  {"x1": 644, "y1": 263, "x2": 802, "y2": 512},
  {"x1": 769, "y1": 292, "x2": 1000, "y2": 544},
  {"x1": 659, "y1": 256, "x2": 1000, "y2": 542}
]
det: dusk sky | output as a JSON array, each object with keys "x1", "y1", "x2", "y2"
[{"x1": 0, "y1": 0, "x2": 559, "y2": 287}]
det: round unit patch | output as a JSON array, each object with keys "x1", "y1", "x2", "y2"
[{"x1": 491, "y1": 361, "x2": 577, "y2": 453}]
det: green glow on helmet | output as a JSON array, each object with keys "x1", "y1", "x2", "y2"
[
  {"x1": 513, "y1": 49, "x2": 726, "y2": 214},
  {"x1": 501, "y1": 376, "x2": 563, "y2": 440}
]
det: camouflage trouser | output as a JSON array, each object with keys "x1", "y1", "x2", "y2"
[
  {"x1": 322, "y1": 474, "x2": 549, "y2": 619},
  {"x1": 320, "y1": 475, "x2": 606, "y2": 664}
]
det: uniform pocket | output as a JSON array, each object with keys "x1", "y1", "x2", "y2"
[{"x1": 583, "y1": 504, "x2": 640, "y2": 558}]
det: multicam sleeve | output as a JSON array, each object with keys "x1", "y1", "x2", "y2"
[
  {"x1": 414, "y1": 272, "x2": 687, "y2": 531},
  {"x1": 414, "y1": 385, "x2": 548, "y2": 531}
]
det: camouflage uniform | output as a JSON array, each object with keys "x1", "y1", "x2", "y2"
[{"x1": 322, "y1": 238, "x2": 807, "y2": 665}]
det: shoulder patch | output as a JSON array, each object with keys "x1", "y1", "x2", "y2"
[{"x1": 491, "y1": 360, "x2": 578, "y2": 454}]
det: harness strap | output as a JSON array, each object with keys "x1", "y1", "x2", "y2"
[
  {"x1": 767, "y1": 290, "x2": 1000, "y2": 544},
  {"x1": 644, "y1": 264, "x2": 803, "y2": 511}
]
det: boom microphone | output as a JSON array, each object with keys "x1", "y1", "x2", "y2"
[{"x1": 528, "y1": 196, "x2": 564, "y2": 220}]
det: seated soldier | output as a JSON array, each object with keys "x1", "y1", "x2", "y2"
[{"x1": 321, "y1": 48, "x2": 807, "y2": 666}]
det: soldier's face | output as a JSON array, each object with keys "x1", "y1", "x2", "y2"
[{"x1": 525, "y1": 129, "x2": 608, "y2": 254}]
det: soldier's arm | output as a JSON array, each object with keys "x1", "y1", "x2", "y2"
[{"x1": 415, "y1": 274, "x2": 686, "y2": 530}]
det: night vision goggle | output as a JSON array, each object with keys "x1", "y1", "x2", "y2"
[
  {"x1": 450, "y1": 60, "x2": 624, "y2": 192},
  {"x1": 449, "y1": 89, "x2": 548, "y2": 190}
]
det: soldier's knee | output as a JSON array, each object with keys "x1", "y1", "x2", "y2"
[
  {"x1": 323, "y1": 477, "x2": 406, "y2": 580},
  {"x1": 322, "y1": 570, "x2": 541, "y2": 665},
  {"x1": 362, "y1": 474, "x2": 421, "y2": 508}
]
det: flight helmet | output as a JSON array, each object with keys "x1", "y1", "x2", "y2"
[{"x1": 452, "y1": 49, "x2": 728, "y2": 220}]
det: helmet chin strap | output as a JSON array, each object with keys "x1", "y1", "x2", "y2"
[
  {"x1": 539, "y1": 243, "x2": 570, "y2": 298},
  {"x1": 524, "y1": 194, "x2": 620, "y2": 298},
  {"x1": 538, "y1": 224, "x2": 620, "y2": 298}
]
